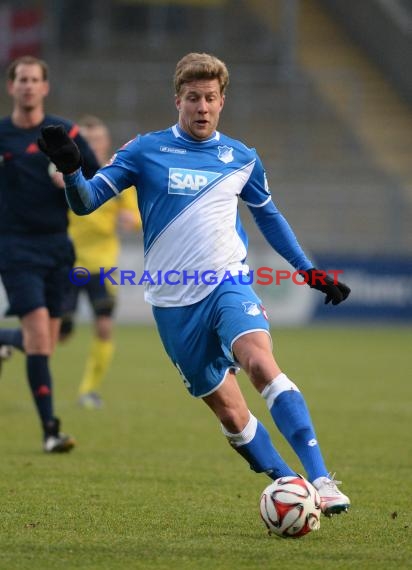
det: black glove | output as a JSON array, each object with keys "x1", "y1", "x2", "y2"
[
  {"x1": 304, "y1": 268, "x2": 350, "y2": 305},
  {"x1": 38, "y1": 125, "x2": 81, "y2": 174}
]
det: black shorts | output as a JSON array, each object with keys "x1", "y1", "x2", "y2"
[
  {"x1": 62, "y1": 273, "x2": 116, "y2": 318},
  {"x1": 0, "y1": 233, "x2": 75, "y2": 318}
]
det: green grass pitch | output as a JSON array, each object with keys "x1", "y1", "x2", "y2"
[{"x1": 0, "y1": 324, "x2": 410, "y2": 569}]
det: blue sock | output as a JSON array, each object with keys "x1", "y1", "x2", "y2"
[
  {"x1": 26, "y1": 355, "x2": 54, "y2": 431},
  {"x1": 0, "y1": 328, "x2": 24, "y2": 351},
  {"x1": 263, "y1": 375, "x2": 328, "y2": 482},
  {"x1": 223, "y1": 414, "x2": 295, "y2": 480}
]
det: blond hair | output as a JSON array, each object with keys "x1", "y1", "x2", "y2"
[{"x1": 174, "y1": 53, "x2": 229, "y2": 95}]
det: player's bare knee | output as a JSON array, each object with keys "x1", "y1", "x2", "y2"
[{"x1": 23, "y1": 330, "x2": 51, "y2": 354}]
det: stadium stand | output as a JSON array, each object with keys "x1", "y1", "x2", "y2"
[{"x1": 7, "y1": 0, "x2": 411, "y2": 256}]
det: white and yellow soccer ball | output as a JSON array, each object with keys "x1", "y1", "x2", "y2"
[{"x1": 260, "y1": 475, "x2": 321, "y2": 538}]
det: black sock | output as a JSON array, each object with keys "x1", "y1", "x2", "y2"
[
  {"x1": 0, "y1": 328, "x2": 24, "y2": 351},
  {"x1": 26, "y1": 355, "x2": 54, "y2": 431}
]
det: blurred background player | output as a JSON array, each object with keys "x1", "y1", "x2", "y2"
[
  {"x1": 0, "y1": 56, "x2": 99, "y2": 451},
  {"x1": 59, "y1": 115, "x2": 141, "y2": 409}
]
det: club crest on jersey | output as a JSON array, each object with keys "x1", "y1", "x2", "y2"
[
  {"x1": 168, "y1": 168, "x2": 220, "y2": 195},
  {"x1": 242, "y1": 301, "x2": 261, "y2": 316},
  {"x1": 217, "y1": 145, "x2": 234, "y2": 164}
]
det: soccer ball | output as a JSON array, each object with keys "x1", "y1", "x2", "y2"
[{"x1": 259, "y1": 476, "x2": 321, "y2": 538}]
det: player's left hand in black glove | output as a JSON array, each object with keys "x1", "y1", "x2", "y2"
[
  {"x1": 38, "y1": 125, "x2": 81, "y2": 174},
  {"x1": 304, "y1": 268, "x2": 351, "y2": 305}
]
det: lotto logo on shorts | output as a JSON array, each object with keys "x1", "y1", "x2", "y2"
[
  {"x1": 242, "y1": 301, "x2": 261, "y2": 316},
  {"x1": 168, "y1": 168, "x2": 221, "y2": 195}
]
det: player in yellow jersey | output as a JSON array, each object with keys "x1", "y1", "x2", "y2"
[{"x1": 60, "y1": 115, "x2": 141, "y2": 409}]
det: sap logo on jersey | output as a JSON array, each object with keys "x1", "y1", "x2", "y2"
[{"x1": 168, "y1": 168, "x2": 221, "y2": 195}]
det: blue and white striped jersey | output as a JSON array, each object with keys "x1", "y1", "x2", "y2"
[{"x1": 65, "y1": 124, "x2": 312, "y2": 307}]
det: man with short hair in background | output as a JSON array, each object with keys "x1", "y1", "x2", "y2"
[{"x1": 0, "y1": 56, "x2": 99, "y2": 452}]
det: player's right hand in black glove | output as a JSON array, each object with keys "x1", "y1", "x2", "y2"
[{"x1": 38, "y1": 125, "x2": 81, "y2": 174}]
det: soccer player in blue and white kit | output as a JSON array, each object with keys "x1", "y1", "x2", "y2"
[{"x1": 38, "y1": 53, "x2": 351, "y2": 515}]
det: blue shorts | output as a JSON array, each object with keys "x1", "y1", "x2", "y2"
[
  {"x1": 152, "y1": 277, "x2": 270, "y2": 398},
  {"x1": 0, "y1": 234, "x2": 75, "y2": 318}
]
